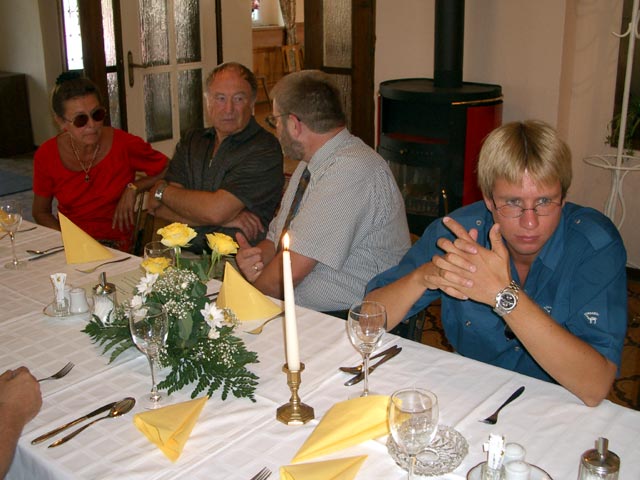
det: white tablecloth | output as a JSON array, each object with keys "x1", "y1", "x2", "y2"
[{"x1": 2, "y1": 222, "x2": 640, "y2": 479}]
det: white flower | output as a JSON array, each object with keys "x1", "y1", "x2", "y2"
[
  {"x1": 130, "y1": 295, "x2": 144, "y2": 309},
  {"x1": 201, "y1": 302, "x2": 224, "y2": 339},
  {"x1": 181, "y1": 281, "x2": 188, "y2": 290},
  {"x1": 137, "y1": 273, "x2": 158, "y2": 296}
]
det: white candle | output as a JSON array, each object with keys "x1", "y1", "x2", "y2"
[{"x1": 282, "y1": 233, "x2": 300, "y2": 371}]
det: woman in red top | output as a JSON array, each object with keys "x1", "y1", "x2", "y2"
[{"x1": 33, "y1": 73, "x2": 167, "y2": 252}]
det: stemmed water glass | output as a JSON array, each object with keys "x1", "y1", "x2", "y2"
[
  {"x1": 128, "y1": 302, "x2": 171, "y2": 409},
  {"x1": 347, "y1": 301, "x2": 387, "y2": 397},
  {"x1": 388, "y1": 388, "x2": 439, "y2": 480},
  {"x1": 0, "y1": 200, "x2": 26, "y2": 270}
]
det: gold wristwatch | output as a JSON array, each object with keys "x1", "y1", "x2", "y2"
[{"x1": 494, "y1": 280, "x2": 520, "y2": 316}]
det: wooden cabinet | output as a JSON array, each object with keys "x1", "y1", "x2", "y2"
[
  {"x1": 0, "y1": 72, "x2": 35, "y2": 156},
  {"x1": 252, "y1": 24, "x2": 304, "y2": 103}
]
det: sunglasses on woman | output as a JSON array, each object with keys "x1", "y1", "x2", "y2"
[{"x1": 64, "y1": 106, "x2": 107, "y2": 128}]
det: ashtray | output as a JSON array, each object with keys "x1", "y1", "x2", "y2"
[
  {"x1": 467, "y1": 462, "x2": 553, "y2": 479},
  {"x1": 387, "y1": 424, "x2": 468, "y2": 476}
]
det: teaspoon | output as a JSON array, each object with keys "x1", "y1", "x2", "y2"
[
  {"x1": 27, "y1": 246, "x2": 64, "y2": 255},
  {"x1": 48, "y1": 397, "x2": 136, "y2": 447}
]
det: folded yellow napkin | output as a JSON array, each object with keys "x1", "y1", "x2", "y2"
[
  {"x1": 216, "y1": 262, "x2": 282, "y2": 321},
  {"x1": 58, "y1": 212, "x2": 113, "y2": 264},
  {"x1": 292, "y1": 395, "x2": 389, "y2": 464},
  {"x1": 281, "y1": 455, "x2": 367, "y2": 480},
  {"x1": 133, "y1": 396, "x2": 207, "y2": 462}
]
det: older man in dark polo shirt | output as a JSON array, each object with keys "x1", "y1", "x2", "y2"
[{"x1": 148, "y1": 62, "x2": 283, "y2": 252}]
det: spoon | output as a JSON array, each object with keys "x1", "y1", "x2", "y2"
[
  {"x1": 27, "y1": 246, "x2": 64, "y2": 255},
  {"x1": 48, "y1": 397, "x2": 136, "y2": 447}
]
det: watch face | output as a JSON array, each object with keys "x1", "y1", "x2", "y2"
[{"x1": 499, "y1": 291, "x2": 517, "y2": 309}]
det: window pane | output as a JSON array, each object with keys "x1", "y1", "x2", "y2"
[
  {"x1": 179, "y1": 69, "x2": 203, "y2": 136},
  {"x1": 107, "y1": 72, "x2": 121, "y2": 129},
  {"x1": 144, "y1": 73, "x2": 172, "y2": 142},
  {"x1": 140, "y1": 0, "x2": 169, "y2": 66},
  {"x1": 175, "y1": 0, "x2": 201, "y2": 64},
  {"x1": 62, "y1": 0, "x2": 83, "y2": 70},
  {"x1": 323, "y1": 0, "x2": 351, "y2": 68},
  {"x1": 102, "y1": 0, "x2": 116, "y2": 66}
]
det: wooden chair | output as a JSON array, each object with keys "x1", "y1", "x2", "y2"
[{"x1": 282, "y1": 44, "x2": 304, "y2": 74}]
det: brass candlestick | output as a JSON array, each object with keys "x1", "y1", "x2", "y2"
[{"x1": 276, "y1": 363, "x2": 315, "y2": 425}]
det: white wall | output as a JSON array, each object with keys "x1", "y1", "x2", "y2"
[
  {"x1": 0, "y1": 0, "x2": 61, "y2": 145},
  {"x1": 375, "y1": 0, "x2": 639, "y2": 267},
  {"x1": 222, "y1": 0, "x2": 253, "y2": 67}
]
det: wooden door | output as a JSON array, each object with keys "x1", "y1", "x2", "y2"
[{"x1": 304, "y1": 0, "x2": 376, "y2": 147}]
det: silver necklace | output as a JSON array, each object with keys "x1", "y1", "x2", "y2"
[{"x1": 69, "y1": 134, "x2": 100, "y2": 182}]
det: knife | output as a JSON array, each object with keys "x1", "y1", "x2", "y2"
[
  {"x1": 31, "y1": 401, "x2": 117, "y2": 444},
  {"x1": 344, "y1": 346, "x2": 403, "y2": 386},
  {"x1": 27, "y1": 247, "x2": 65, "y2": 261},
  {"x1": 339, "y1": 345, "x2": 400, "y2": 373}
]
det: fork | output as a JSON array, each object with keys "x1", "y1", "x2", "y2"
[
  {"x1": 249, "y1": 467, "x2": 271, "y2": 480},
  {"x1": 37, "y1": 362, "x2": 75, "y2": 382},
  {"x1": 75, "y1": 256, "x2": 132, "y2": 273},
  {"x1": 479, "y1": 386, "x2": 525, "y2": 424},
  {"x1": 246, "y1": 316, "x2": 278, "y2": 335}
]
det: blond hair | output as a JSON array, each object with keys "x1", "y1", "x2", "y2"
[{"x1": 477, "y1": 120, "x2": 572, "y2": 198}]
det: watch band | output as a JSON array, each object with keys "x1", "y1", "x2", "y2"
[
  {"x1": 154, "y1": 182, "x2": 168, "y2": 202},
  {"x1": 494, "y1": 280, "x2": 520, "y2": 317}
]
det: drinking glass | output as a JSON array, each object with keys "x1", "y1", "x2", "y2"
[
  {"x1": 128, "y1": 302, "x2": 170, "y2": 409},
  {"x1": 144, "y1": 241, "x2": 175, "y2": 265},
  {"x1": 347, "y1": 301, "x2": 387, "y2": 396},
  {"x1": 0, "y1": 200, "x2": 26, "y2": 270},
  {"x1": 389, "y1": 388, "x2": 439, "y2": 480}
]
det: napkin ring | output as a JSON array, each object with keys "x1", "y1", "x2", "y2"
[{"x1": 277, "y1": 363, "x2": 314, "y2": 425}]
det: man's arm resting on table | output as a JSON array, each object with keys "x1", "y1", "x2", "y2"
[
  {"x1": 236, "y1": 235, "x2": 317, "y2": 299},
  {"x1": 0, "y1": 368, "x2": 42, "y2": 479},
  {"x1": 432, "y1": 218, "x2": 618, "y2": 406},
  {"x1": 365, "y1": 262, "x2": 441, "y2": 331},
  {"x1": 148, "y1": 182, "x2": 245, "y2": 226}
]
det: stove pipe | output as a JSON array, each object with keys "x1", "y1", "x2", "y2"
[{"x1": 434, "y1": 0, "x2": 465, "y2": 88}]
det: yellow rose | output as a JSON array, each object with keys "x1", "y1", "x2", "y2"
[
  {"x1": 157, "y1": 222, "x2": 197, "y2": 248},
  {"x1": 141, "y1": 257, "x2": 172, "y2": 274},
  {"x1": 206, "y1": 232, "x2": 239, "y2": 256}
]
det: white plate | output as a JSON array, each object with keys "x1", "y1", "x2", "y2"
[{"x1": 467, "y1": 462, "x2": 553, "y2": 480}]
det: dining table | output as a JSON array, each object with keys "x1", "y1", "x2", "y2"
[{"x1": 2, "y1": 221, "x2": 640, "y2": 479}]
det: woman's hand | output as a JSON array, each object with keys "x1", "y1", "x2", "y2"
[{"x1": 112, "y1": 186, "x2": 138, "y2": 231}]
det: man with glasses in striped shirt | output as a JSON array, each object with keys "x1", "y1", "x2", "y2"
[{"x1": 235, "y1": 70, "x2": 411, "y2": 317}]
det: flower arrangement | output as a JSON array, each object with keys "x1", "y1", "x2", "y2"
[{"x1": 83, "y1": 223, "x2": 258, "y2": 401}]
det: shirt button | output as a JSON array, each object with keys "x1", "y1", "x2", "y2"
[
  {"x1": 465, "y1": 320, "x2": 471, "y2": 327},
  {"x1": 514, "y1": 346, "x2": 521, "y2": 352},
  {"x1": 476, "y1": 220, "x2": 482, "y2": 226},
  {"x1": 575, "y1": 219, "x2": 581, "y2": 224}
]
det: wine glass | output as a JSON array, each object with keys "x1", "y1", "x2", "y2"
[
  {"x1": 347, "y1": 301, "x2": 387, "y2": 397},
  {"x1": 128, "y1": 302, "x2": 171, "y2": 409},
  {"x1": 0, "y1": 200, "x2": 26, "y2": 270},
  {"x1": 388, "y1": 388, "x2": 439, "y2": 480}
]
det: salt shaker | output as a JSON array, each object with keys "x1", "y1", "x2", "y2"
[
  {"x1": 69, "y1": 287, "x2": 90, "y2": 314},
  {"x1": 578, "y1": 437, "x2": 620, "y2": 480},
  {"x1": 92, "y1": 272, "x2": 117, "y2": 324}
]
